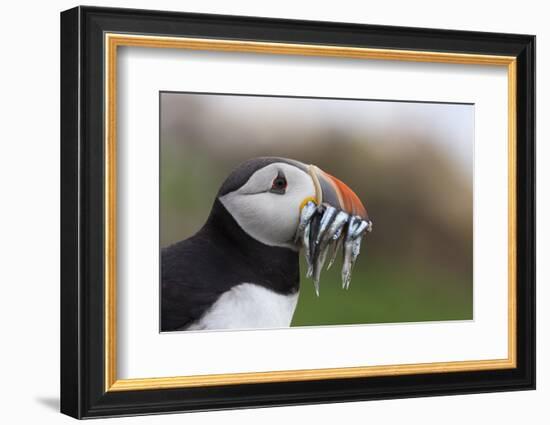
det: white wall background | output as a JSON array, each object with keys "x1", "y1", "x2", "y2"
[{"x1": 0, "y1": 1, "x2": 545, "y2": 423}]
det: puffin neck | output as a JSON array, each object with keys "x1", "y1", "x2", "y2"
[
  {"x1": 202, "y1": 199, "x2": 300, "y2": 294},
  {"x1": 205, "y1": 199, "x2": 297, "y2": 256}
]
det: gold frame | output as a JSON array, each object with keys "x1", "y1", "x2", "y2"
[{"x1": 104, "y1": 33, "x2": 517, "y2": 392}]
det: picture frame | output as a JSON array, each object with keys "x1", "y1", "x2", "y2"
[{"x1": 60, "y1": 5, "x2": 535, "y2": 419}]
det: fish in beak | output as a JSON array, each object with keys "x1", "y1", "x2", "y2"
[{"x1": 295, "y1": 164, "x2": 373, "y2": 296}]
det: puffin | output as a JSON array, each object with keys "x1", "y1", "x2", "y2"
[{"x1": 161, "y1": 157, "x2": 371, "y2": 332}]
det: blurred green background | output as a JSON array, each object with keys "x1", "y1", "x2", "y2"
[{"x1": 160, "y1": 92, "x2": 473, "y2": 326}]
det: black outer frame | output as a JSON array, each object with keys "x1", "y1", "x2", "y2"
[{"x1": 60, "y1": 5, "x2": 535, "y2": 419}]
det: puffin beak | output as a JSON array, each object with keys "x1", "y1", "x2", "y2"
[
  {"x1": 294, "y1": 164, "x2": 373, "y2": 296},
  {"x1": 308, "y1": 165, "x2": 368, "y2": 220}
]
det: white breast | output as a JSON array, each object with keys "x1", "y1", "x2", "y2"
[{"x1": 186, "y1": 283, "x2": 299, "y2": 331}]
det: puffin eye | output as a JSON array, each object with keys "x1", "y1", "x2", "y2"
[{"x1": 270, "y1": 173, "x2": 287, "y2": 194}]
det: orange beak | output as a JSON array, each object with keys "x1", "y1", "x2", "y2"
[{"x1": 308, "y1": 165, "x2": 368, "y2": 219}]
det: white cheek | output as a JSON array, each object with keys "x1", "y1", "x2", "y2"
[{"x1": 220, "y1": 173, "x2": 315, "y2": 248}]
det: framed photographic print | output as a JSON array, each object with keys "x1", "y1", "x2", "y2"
[{"x1": 60, "y1": 6, "x2": 535, "y2": 419}]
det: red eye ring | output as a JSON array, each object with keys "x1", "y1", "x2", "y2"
[
  {"x1": 270, "y1": 173, "x2": 287, "y2": 194},
  {"x1": 272, "y1": 176, "x2": 287, "y2": 189}
]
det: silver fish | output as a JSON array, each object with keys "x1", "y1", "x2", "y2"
[
  {"x1": 307, "y1": 212, "x2": 322, "y2": 278},
  {"x1": 310, "y1": 206, "x2": 336, "y2": 296},
  {"x1": 341, "y1": 237, "x2": 354, "y2": 289},
  {"x1": 302, "y1": 221, "x2": 313, "y2": 277},
  {"x1": 346, "y1": 236, "x2": 364, "y2": 289},
  {"x1": 325, "y1": 211, "x2": 349, "y2": 243},
  {"x1": 315, "y1": 205, "x2": 337, "y2": 246},
  {"x1": 351, "y1": 235, "x2": 363, "y2": 264},
  {"x1": 312, "y1": 245, "x2": 329, "y2": 296},
  {"x1": 332, "y1": 221, "x2": 345, "y2": 241},
  {"x1": 351, "y1": 219, "x2": 369, "y2": 239},
  {"x1": 313, "y1": 277, "x2": 320, "y2": 297},
  {"x1": 325, "y1": 212, "x2": 348, "y2": 270},
  {"x1": 314, "y1": 236, "x2": 339, "y2": 295},
  {"x1": 295, "y1": 201, "x2": 317, "y2": 243},
  {"x1": 313, "y1": 209, "x2": 343, "y2": 271},
  {"x1": 327, "y1": 231, "x2": 344, "y2": 270},
  {"x1": 347, "y1": 219, "x2": 371, "y2": 287},
  {"x1": 299, "y1": 204, "x2": 372, "y2": 294},
  {"x1": 341, "y1": 216, "x2": 361, "y2": 289},
  {"x1": 346, "y1": 215, "x2": 360, "y2": 240},
  {"x1": 342, "y1": 241, "x2": 363, "y2": 289}
]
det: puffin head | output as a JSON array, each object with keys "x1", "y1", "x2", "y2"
[{"x1": 217, "y1": 157, "x2": 369, "y2": 250}]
